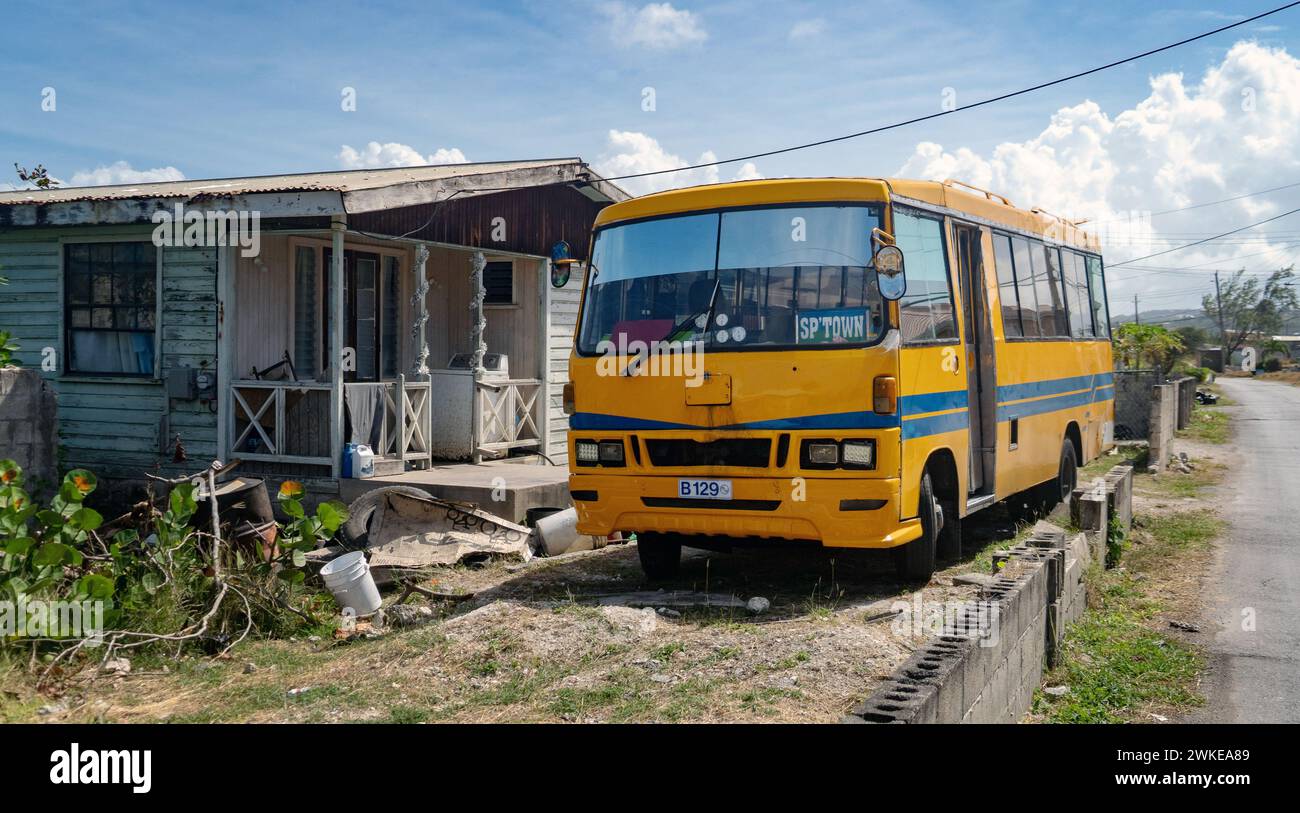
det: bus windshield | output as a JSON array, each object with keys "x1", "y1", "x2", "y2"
[{"x1": 577, "y1": 204, "x2": 885, "y2": 353}]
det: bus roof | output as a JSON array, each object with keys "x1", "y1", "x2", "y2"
[{"x1": 593, "y1": 177, "x2": 1101, "y2": 252}]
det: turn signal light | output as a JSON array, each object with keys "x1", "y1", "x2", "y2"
[{"x1": 873, "y1": 376, "x2": 897, "y2": 414}]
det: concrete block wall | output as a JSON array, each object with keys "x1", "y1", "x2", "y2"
[
  {"x1": 845, "y1": 524, "x2": 1095, "y2": 725},
  {"x1": 1103, "y1": 464, "x2": 1134, "y2": 533},
  {"x1": 1172, "y1": 376, "x2": 1195, "y2": 430},
  {"x1": 1148, "y1": 382, "x2": 1178, "y2": 471},
  {"x1": 0, "y1": 367, "x2": 58, "y2": 493}
]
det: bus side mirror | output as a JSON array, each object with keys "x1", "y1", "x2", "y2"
[
  {"x1": 551, "y1": 261, "x2": 573, "y2": 288},
  {"x1": 874, "y1": 245, "x2": 906, "y2": 301}
]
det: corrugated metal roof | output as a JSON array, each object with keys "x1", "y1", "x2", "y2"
[{"x1": 0, "y1": 158, "x2": 591, "y2": 206}]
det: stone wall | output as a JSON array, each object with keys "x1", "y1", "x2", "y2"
[{"x1": 0, "y1": 367, "x2": 58, "y2": 492}]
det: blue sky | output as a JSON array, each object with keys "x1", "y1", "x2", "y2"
[{"x1": 3, "y1": 0, "x2": 1299, "y2": 312}]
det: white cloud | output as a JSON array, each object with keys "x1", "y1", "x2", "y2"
[
  {"x1": 603, "y1": 2, "x2": 707, "y2": 50},
  {"x1": 337, "y1": 141, "x2": 469, "y2": 169},
  {"x1": 68, "y1": 161, "x2": 184, "y2": 187},
  {"x1": 897, "y1": 41, "x2": 1300, "y2": 307},
  {"x1": 789, "y1": 18, "x2": 827, "y2": 40},
  {"x1": 595, "y1": 130, "x2": 762, "y2": 195}
]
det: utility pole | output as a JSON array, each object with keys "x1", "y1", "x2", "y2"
[
  {"x1": 1214, "y1": 270, "x2": 1228, "y2": 350},
  {"x1": 1134, "y1": 294, "x2": 1140, "y2": 325}
]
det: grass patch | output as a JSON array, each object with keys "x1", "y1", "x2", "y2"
[
  {"x1": 1180, "y1": 407, "x2": 1230, "y2": 444},
  {"x1": 1035, "y1": 509, "x2": 1224, "y2": 723}
]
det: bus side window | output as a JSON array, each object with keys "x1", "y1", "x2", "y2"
[
  {"x1": 1066, "y1": 251, "x2": 1094, "y2": 338},
  {"x1": 894, "y1": 209, "x2": 957, "y2": 342},
  {"x1": 1010, "y1": 236, "x2": 1042, "y2": 337},
  {"x1": 1085, "y1": 255, "x2": 1111, "y2": 337},
  {"x1": 991, "y1": 233, "x2": 1022, "y2": 338},
  {"x1": 1039, "y1": 243, "x2": 1069, "y2": 338}
]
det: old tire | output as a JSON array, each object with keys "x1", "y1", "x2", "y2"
[
  {"x1": 1041, "y1": 438, "x2": 1078, "y2": 511},
  {"x1": 339, "y1": 486, "x2": 433, "y2": 549},
  {"x1": 893, "y1": 471, "x2": 939, "y2": 582},
  {"x1": 636, "y1": 532, "x2": 682, "y2": 581}
]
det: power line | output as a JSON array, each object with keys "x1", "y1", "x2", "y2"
[
  {"x1": 595, "y1": 2, "x2": 1300, "y2": 184},
  {"x1": 1108, "y1": 206, "x2": 1300, "y2": 268},
  {"x1": 1086, "y1": 178, "x2": 1300, "y2": 225}
]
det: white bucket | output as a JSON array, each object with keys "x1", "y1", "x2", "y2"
[
  {"x1": 319, "y1": 551, "x2": 382, "y2": 616},
  {"x1": 535, "y1": 507, "x2": 591, "y2": 556}
]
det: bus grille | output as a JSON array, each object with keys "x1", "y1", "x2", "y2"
[{"x1": 644, "y1": 438, "x2": 772, "y2": 468}]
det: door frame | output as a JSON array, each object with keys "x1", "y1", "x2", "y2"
[{"x1": 951, "y1": 220, "x2": 997, "y2": 496}]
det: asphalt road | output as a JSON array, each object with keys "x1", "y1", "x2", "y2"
[{"x1": 1188, "y1": 377, "x2": 1300, "y2": 723}]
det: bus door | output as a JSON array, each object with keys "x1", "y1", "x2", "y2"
[{"x1": 953, "y1": 223, "x2": 996, "y2": 496}]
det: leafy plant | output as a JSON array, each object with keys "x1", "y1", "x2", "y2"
[
  {"x1": 0, "y1": 330, "x2": 17, "y2": 367},
  {"x1": 260, "y1": 481, "x2": 348, "y2": 587},
  {"x1": 1112, "y1": 323, "x2": 1185, "y2": 376}
]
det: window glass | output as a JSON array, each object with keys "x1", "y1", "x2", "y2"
[
  {"x1": 1010, "y1": 237, "x2": 1041, "y2": 337},
  {"x1": 1037, "y1": 244, "x2": 1068, "y2": 337},
  {"x1": 991, "y1": 233, "x2": 1022, "y2": 338},
  {"x1": 1085, "y1": 255, "x2": 1111, "y2": 337},
  {"x1": 484, "y1": 261, "x2": 514, "y2": 305},
  {"x1": 382, "y1": 256, "x2": 400, "y2": 378},
  {"x1": 64, "y1": 242, "x2": 156, "y2": 375},
  {"x1": 1065, "y1": 251, "x2": 1094, "y2": 338},
  {"x1": 578, "y1": 207, "x2": 884, "y2": 351},
  {"x1": 293, "y1": 246, "x2": 317, "y2": 376},
  {"x1": 895, "y1": 210, "x2": 956, "y2": 342}
]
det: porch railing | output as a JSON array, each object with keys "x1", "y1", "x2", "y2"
[
  {"x1": 381, "y1": 375, "x2": 433, "y2": 465},
  {"x1": 473, "y1": 378, "x2": 543, "y2": 461},
  {"x1": 229, "y1": 376, "x2": 433, "y2": 470},
  {"x1": 229, "y1": 381, "x2": 333, "y2": 466}
]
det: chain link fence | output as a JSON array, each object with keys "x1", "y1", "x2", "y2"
[{"x1": 1113, "y1": 369, "x2": 1160, "y2": 441}]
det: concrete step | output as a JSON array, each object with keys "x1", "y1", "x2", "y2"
[{"x1": 371, "y1": 456, "x2": 407, "y2": 477}]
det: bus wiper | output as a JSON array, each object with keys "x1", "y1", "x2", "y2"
[{"x1": 624, "y1": 275, "x2": 720, "y2": 376}]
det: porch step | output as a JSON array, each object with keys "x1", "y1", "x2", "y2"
[{"x1": 372, "y1": 456, "x2": 407, "y2": 477}]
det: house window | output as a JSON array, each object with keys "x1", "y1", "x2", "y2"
[
  {"x1": 382, "y1": 256, "x2": 400, "y2": 378},
  {"x1": 293, "y1": 246, "x2": 317, "y2": 375},
  {"x1": 64, "y1": 242, "x2": 157, "y2": 376},
  {"x1": 484, "y1": 261, "x2": 515, "y2": 305}
]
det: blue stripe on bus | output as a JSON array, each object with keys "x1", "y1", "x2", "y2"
[
  {"x1": 901, "y1": 389, "x2": 968, "y2": 415},
  {"x1": 902, "y1": 410, "x2": 969, "y2": 439},
  {"x1": 568, "y1": 411, "x2": 902, "y2": 432},
  {"x1": 997, "y1": 388, "x2": 1097, "y2": 421},
  {"x1": 997, "y1": 373, "x2": 1103, "y2": 403}
]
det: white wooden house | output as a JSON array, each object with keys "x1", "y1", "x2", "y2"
[{"x1": 0, "y1": 160, "x2": 625, "y2": 497}]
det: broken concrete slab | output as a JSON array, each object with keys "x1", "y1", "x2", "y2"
[{"x1": 365, "y1": 491, "x2": 533, "y2": 573}]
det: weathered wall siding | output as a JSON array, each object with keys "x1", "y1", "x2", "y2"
[
  {"x1": 426, "y1": 247, "x2": 541, "y2": 379},
  {"x1": 350, "y1": 186, "x2": 604, "y2": 261},
  {"x1": 0, "y1": 239, "x2": 60, "y2": 370},
  {"x1": 0, "y1": 232, "x2": 219, "y2": 481},
  {"x1": 234, "y1": 236, "x2": 292, "y2": 377},
  {"x1": 546, "y1": 264, "x2": 584, "y2": 464}
]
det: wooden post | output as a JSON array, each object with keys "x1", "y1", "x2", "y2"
[
  {"x1": 329, "y1": 215, "x2": 346, "y2": 479},
  {"x1": 470, "y1": 251, "x2": 487, "y2": 464},
  {"x1": 396, "y1": 373, "x2": 407, "y2": 459}
]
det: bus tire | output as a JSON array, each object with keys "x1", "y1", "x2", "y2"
[
  {"x1": 637, "y1": 532, "x2": 682, "y2": 580},
  {"x1": 1040, "y1": 438, "x2": 1078, "y2": 511},
  {"x1": 893, "y1": 471, "x2": 938, "y2": 582},
  {"x1": 937, "y1": 495, "x2": 962, "y2": 562}
]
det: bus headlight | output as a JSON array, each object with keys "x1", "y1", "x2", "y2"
[
  {"x1": 598, "y1": 441, "x2": 625, "y2": 463},
  {"x1": 841, "y1": 440, "x2": 876, "y2": 468},
  {"x1": 575, "y1": 440, "x2": 600, "y2": 463},
  {"x1": 806, "y1": 442, "x2": 839, "y2": 465}
]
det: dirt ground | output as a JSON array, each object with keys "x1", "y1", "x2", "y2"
[{"x1": 12, "y1": 507, "x2": 1033, "y2": 724}]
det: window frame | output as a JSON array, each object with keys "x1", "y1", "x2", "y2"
[
  {"x1": 574, "y1": 201, "x2": 891, "y2": 356},
  {"x1": 59, "y1": 236, "x2": 162, "y2": 380},
  {"x1": 991, "y1": 230, "x2": 1111, "y2": 343},
  {"x1": 893, "y1": 205, "x2": 960, "y2": 347},
  {"x1": 483, "y1": 260, "x2": 517, "y2": 308}
]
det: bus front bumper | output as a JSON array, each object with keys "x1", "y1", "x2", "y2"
[{"x1": 569, "y1": 474, "x2": 922, "y2": 550}]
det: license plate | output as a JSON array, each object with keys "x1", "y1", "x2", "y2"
[{"x1": 677, "y1": 478, "x2": 732, "y2": 500}]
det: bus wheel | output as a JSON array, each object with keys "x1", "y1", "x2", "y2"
[
  {"x1": 893, "y1": 471, "x2": 938, "y2": 582},
  {"x1": 636, "y1": 532, "x2": 682, "y2": 581},
  {"x1": 1041, "y1": 438, "x2": 1078, "y2": 510}
]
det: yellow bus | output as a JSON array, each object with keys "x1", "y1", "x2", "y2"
[{"x1": 564, "y1": 178, "x2": 1114, "y2": 581}]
